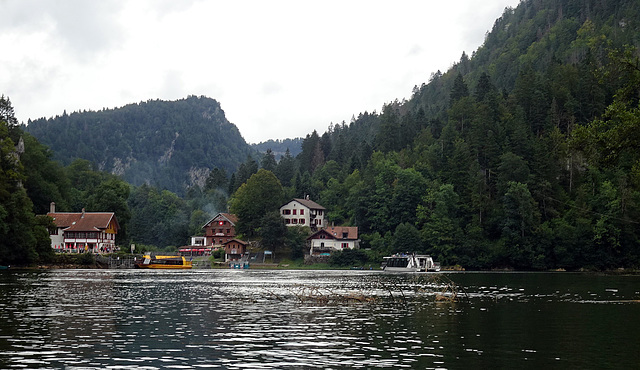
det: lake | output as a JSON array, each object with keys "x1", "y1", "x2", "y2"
[{"x1": 0, "y1": 269, "x2": 638, "y2": 369}]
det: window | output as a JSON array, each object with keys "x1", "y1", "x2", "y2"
[
  {"x1": 285, "y1": 219, "x2": 290, "y2": 224},
  {"x1": 292, "y1": 219, "x2": 298, "y2": 224},
  {"x1": 292, "y1": 209, "x2": 297, "y2": 215},
  {"x1": 226, "y1": 229, "x2": 230, "y2": 234},
  {"x1": 299, "y1": 219, "x2": 305, "y2": 224},
  {"x1": 300, "y1": 209, "x2": 304, "y2": 215},
  {"x1": 283, "y1": 209, "x2": 291, "y2": 215},
  {"x1": 342, "y1": 243, "x2": 349, "y2": 249}
]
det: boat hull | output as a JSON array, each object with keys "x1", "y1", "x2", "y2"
[
  {"x1": 382, "y1": 266, "x2": 424, "y2": 272},
  {"x1": 134, "y1": 264, "x2": 192, "y2": 269},
  {"x1": 135, "y1": 255, "x2": 192, "y2": 269},
  {"x1": 381, "y1": 254, "x2": 440, "y2": 272}
]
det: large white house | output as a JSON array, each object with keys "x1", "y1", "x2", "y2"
[
  {"x1": 280, "y1": 198, "x2": 327, "y2": 231},
  {"x1": 307, "y1": 226, "x2": 359, "y2": 256},
  {"x1": 46, "y1": 202, "x2": 119, "y2": 253}
]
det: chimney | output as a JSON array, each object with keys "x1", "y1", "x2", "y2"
[
  {"x1": 50, "y1": 202, "x2": 56, "y2": 214},
  {"x1": 81, "y1": 208, "x2": 85, "y2": 218}
]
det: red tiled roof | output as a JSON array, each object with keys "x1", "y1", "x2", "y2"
[
  {"x1": 308, "y1": 226, "x2": 358, "y2": 240},
  {"x1": 47, "y1": 212, "x2": 118, "y2": 232}
]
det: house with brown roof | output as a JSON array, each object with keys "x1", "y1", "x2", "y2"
[
  {"x1": 280, "y1": 197, "x2": 326, "y2": 231},
  {"x1": 46, "y1": 202, "x2": 120, "y2": 253},
  {"x1": 203, "y1": 213, "x2": 238, "y2": 246},
  {"x1": 180, "y1": 213, "x2": 238, "y2": 255},
  {"x1": 224, "y1": 238, "x2": 249, "y2": 262},
  {"x1": 307, "y1": 226, "x2": 359, "y2": 256}
]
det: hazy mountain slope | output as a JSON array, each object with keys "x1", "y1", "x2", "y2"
[
  {"x1": 252, "y1": 138, "x2": 303, "y2": 158},
  {"x1": 25, "y1": 96, "x2": 253, "y2": 194}
]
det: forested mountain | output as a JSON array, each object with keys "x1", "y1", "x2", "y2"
[
  {"x1": 24, "y1": 96, "x2": 252, "y2": 194},
  {"x1": 250, "y1": 0, "x2": 640, "y2": 269}
]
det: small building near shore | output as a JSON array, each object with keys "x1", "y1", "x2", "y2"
[
  {"x1": 224, "y1": 239, "x2": 249, "y2": 262},
  {"x1": 307, "y1": 226, "x2": 359, "y2": 257}
]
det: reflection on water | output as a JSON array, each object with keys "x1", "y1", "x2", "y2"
[{"x1": 0, "y1": 270, "x2": 638, "y2": 369}]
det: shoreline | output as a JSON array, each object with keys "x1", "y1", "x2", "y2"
[{"x1": 4, "y1": 263, "x2": 639, "y2": 274}]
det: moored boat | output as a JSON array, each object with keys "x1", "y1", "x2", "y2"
[
  {"x1": 134, "y1": 255, "x2": 192, "y2": 269},
  {"x1": 381, "y1": 253, "x2": 440, "y2": 272}
]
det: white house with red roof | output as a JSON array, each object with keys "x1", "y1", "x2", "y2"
[
  {"x1": 307, "y1": 226, "x2": 359, "y2": 256},
  {"x1": 47, "y1": 202, "x2": 120, "y2": 253},
  {"x1": 280, "y1": 197, "x2": 327, "y2": 231}
]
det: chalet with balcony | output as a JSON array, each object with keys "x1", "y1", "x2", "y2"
[
  {"x1": 179, "y1": 213, "x2": 238, "y2": 255},
  {"x1": 307, "y1": 226, "x2": 359, "y2": 256},
  {"x1": 46, "y1": 202, "x2": 119, "y2": 253},
  {"x1": 280, "y1": 197, "x2": 326, "y2": 231}
]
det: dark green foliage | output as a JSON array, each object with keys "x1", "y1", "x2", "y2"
[
  {"x1": 0, "y1": 96, "x2": 50, "y2": 265},
  {"x1": 127, "y1": 184, "x2": 190, "y2": 249},
  {"x1": 204, "y1": 167, "x2": 228, "y2": 192},
  {"x1": 257, "y1": 210, "x2": 287, "y2": 254},
  {"x1": 329, "y1": 248, "x2": 369, "y2": 267},
  {"x1": 260, "y1": 149, "x2": 277, "y2": 172},
  {"x1": 285, "y1": 226, "x2": 310, "y2": 260},
  {"x1": 229, "y1": 169, "x2": 285, "y2": 238}
]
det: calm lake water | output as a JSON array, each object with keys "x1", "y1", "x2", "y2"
[{"x1": 0, "y1": 269, "x2": 638, "y2": 369}]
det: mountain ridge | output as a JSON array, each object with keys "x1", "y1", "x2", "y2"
[{"x1": 25, "y1": 95, "x2": 253, "y2": 194}]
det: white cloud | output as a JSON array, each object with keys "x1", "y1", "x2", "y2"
[{"x1": 1, "y1": 0, "x2": 521, "y2": 143}]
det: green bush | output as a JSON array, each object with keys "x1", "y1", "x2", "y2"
[
  {"x1": 329, "y1": 249, "x2": 370, "y2": 267},
  {"x1": 77, "y1": 253, "x2": 96, "y2": 265}
]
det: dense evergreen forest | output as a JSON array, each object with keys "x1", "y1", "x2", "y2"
[
  {"x1": 25, "y1": 96, "x2": 253, "y2": 195},
  {"x1": 2, "y1": 0, "x2": 640, "y2": 270}
]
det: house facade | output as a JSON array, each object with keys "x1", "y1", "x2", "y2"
[
  {"x1": 179, "y1": 213, "x2": 238, "y2": 255},
  {"x1": 280, "y1": 198, "x2": 327, "y2": 231},
  {"x1": 203, "y1": 213, "x2": 238, "y2": 246},
  {"x1": 47, "y1": 202, "x2": 119, "y2": 253},
  {"x1": 307, "y1": 226, "x2": 359, "y2": 256},
  {"x1": 224, "y1": 239, "x2": 249, "y2": 262}
]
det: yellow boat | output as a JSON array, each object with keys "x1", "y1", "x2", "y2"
[{"x1": 135, "y1": 255, "x2": 192, "y2": 269}]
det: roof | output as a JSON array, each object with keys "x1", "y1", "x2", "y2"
[
  {"x1": 224, "y1": 238, "x2": 249, "y2": 246},
  {"x1": 308, "y1": 226, "x2": 358, "y2": 241},
  {"x1": 282, "y1": 198, "x2": 326, "y2": 210},
  {"x1": 48, "y1": 212, "x2": 119, "y2": 232},
  {"x1": 203, "y1": 213, "x2": 238, "y2": 228}
]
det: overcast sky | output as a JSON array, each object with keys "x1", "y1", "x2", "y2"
[{"x1": 1, "y1": 0, "x2": 521, "y2": 144}]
